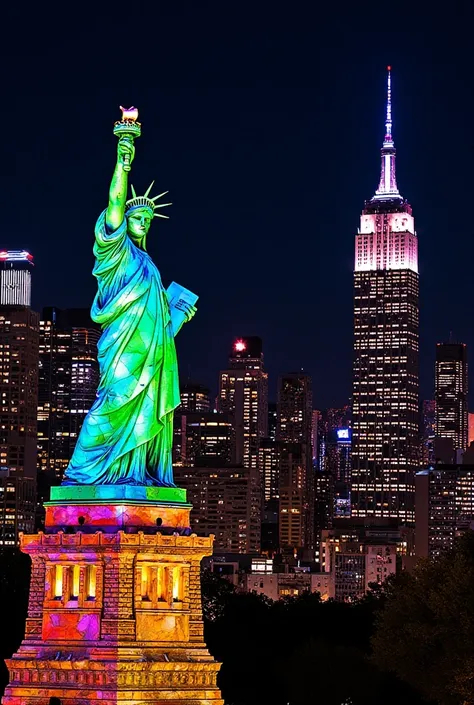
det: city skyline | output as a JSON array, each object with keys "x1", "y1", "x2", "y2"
[
  {"x1": 0, "y1": 6, "x2": 473, "y2": 705},
  {"x1": 1, "y1": 3, "x2": 472, "y2": 410}
]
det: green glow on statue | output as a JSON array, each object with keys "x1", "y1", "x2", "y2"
[{"x1": 63, "y1": 107, "x2": 196, "y2": 487}]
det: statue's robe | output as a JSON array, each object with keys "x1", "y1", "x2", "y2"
[{"x1": 63, "y1": 211, "x2": 179, "y2": 485}]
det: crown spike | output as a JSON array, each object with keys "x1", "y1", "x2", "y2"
[
  {"x1": 154, "y1": 213, "x2": 169, "y2": 219},
  {"x1": 131, "y1": 184, "x2": 137, "y2": 199},
  {"x1": 154, "y1": 202, "x2": 172, "y2": 208},
  {"x1": 151, "y1": 191, "x2": 169, "y2": 202},
  {"x1": 144, "y1": 181, "x2": 155, "y2": 198}
]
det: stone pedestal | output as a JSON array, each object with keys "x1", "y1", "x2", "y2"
[{"x1": 2, "y1": 487, "x2": 223, "y2": 705}]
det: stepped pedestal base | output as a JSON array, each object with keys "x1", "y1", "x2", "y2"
[{"x1": 2, "y1": 486, "x2": 223, "y2": 705}]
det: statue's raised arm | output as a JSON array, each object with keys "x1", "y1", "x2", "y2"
[{"x1": 105, "y1": 138, "x2": 135, "y2": 232}]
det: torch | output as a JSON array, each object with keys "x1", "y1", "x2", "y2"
[{"x1": 113, "y1": 106, "x2": 141, "y2": 172}]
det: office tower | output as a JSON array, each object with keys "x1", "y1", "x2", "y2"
[
  {"x1": 351, "y1": 67, "x2": 419, "y2": 522},
  {"x1": 258, "y1": 438, "x2": 280, "y2": 504},
  {"x1": 0, "y1": 473, "x2": 36, "y2": 546},
  {"x1": 0, "y1": 307, "x2": 39, "y2": 477},
  {"x1": 277, "y1": 373, "x2": 314, "y2": 550},
  {"x1": 314, "y1": 470, "x2": 334, "y2": 542},
  {"x1": 311, "y1": 410, "x2": 320, "y2": 469},
  {"x1": 268, "y1": 402, "x2": 277, "y2": 441},
  {"x1": 278, "y1": 442, "x2": 307, "y2": 551},
  {"x1": 218, "y1": 337, "x2": 268, "y2": 468},
  {"x1": 0, "y1": 299, "x2": 39, "y2": 544},
  {"x1": 435, "y1": 343, "x2": 468, "y2": 454},
  {"x1": 318, "y1": 405, "x2": 351, "y2": 472},
  {"x1": 0, "y1": 250, "x2": 34, "y2": 307},
  {"x1": 326, "y1": 428, "x2": 352, "y2": 517},
  {"x1": 421, "y1": 399, "x2": 436, "y2": 466},
  {"x1": 173, "y1": 383, "x2": 212, "y2": 464},
  {"x1": 179, "y1": 382, "x2": 211, "y2": 413},
  {"x1": 178, "y1": 412, "x2": 233, "y2": 467},
  {"x1": 37, "y1": 308, "x2": 100, "y2": 483},
  {"x1": 415, "y1": 464, "x2": 474, "y2": 559},
  {"x1": 174, "y1": 465, "x2": 261, "y2": 553},
  {"x1": 259, "y1": 409, "x2": 279, "y2": 552},
  {"x1": 277, "y1": 373, "x2": 313, "y2": 444}
]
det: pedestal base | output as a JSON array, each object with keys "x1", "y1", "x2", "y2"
[
  {"x1": 44, "y1": 486, "x2": 192, "y2": 533},
  {"x1": 4, "y1": 658, "x2": 222, "y2": 704},
  {"x1": 2, "y1": 494, "x2": 223, "y2": 705}
]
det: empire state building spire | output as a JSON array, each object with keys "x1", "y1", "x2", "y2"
[{"x1": 373, "y1": 66, "x2": 402, "y2": 201}]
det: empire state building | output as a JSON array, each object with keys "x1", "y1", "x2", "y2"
[{"x1": 351, "y1": 68, "x2": 419, "y2": 523}]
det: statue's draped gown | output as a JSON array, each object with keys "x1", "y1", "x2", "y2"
[{"x1": 63, "y1": 211, "x2": 179, "y2": 486}]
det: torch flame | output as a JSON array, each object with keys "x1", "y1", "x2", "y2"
[{"x1": 119, "y1": 106, "x2": 139, "y2": 122}]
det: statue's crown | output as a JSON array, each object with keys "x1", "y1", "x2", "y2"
[{"x1": 125, "y1": 181, "x2": 171, "y2": 219}]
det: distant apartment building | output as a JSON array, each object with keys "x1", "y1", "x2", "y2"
[
  {"x1": 319, "y1": 521, "x2": 406, "y2": 601},
  {"x1": 277, "y1": 373, "x2": 313, "y2": 550},
  {"x1": 243, "y1": 567, "x2": 333, "y2": 602},
  {"x1": 173, "y1": 412, "x2": 233, "y2": 467},
  {"x1": 174, "y1": 464, "x2": 261, "y2": 553},
  {"x1": 179, "y1": 382, "x2": 211, "y2": 413},
  {"x1": 37, "y1": 308, "x2": 100, "y2": 483},
  {"x1": 415, "y1": 463, "x2": 474, "y2": 559},
  {"x1": 435, "y1": 343, "x2": 468, "y2": 454}
]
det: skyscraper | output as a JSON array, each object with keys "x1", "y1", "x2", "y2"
[
  {"x1": 421, "y1": 399, "x2": 436, "y2": 466},
  {"x1": 174, "y1": 464, "x2": 261, "y2": 553},
  {"x1": 179, "y1": 382, "x2": 211, "y2": 413},
  {"x1": 277, "y1": 373, "x2": 314, "y2": 550},
  {"x1": 218, "y1": 337, "x2": 268, "y2": 468},
  {"x1": 435, "y1": 343, "x2": 468, "y2": 454},
  {"x1": 0, "y1": 250, "x2": 34, "y2": 307},
  {"x1": 415, "y1": 464, "x2": 474, "y2": 559},
  {"x1": 277, "y1": 373, "x2": 313, "y2": 444},
  {"x1": 327, "y1": 428, "x2": 352, "y2": 517},
  {"x1": 0, "y1": 261, "x2": 39, "y2": 545},
  {"x1": 268, "y1": 402, "x2": 277, "y2": 441},
  {"x1": 258, "y1": 438, "x2": 280, "y2": 504},
  {"x1": 178, "y1": 412, "x2": 233, "y2": 467},
  {"x1": 278, "y1": 442, "x2": 307, "y2": 551},
  {"x1": 351, "y1": 68, "x2": 419, "y2": 523},
  {"x1": 37, "y1": 308, "x2": 100, "y2": 484}
]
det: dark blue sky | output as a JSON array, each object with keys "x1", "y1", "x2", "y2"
[{"x1": 1, "y1": 1, "x2": 472, "y2": 406}]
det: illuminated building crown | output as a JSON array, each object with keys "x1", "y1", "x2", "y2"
[{"x1": 125, "y1": 181, "x2": 171, "y2": 219}]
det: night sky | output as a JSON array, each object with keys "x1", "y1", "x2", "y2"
[{"x1": 1, "y1": 1, "x2": 472, "y2": 407}]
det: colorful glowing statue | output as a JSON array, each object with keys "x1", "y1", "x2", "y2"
[{"x1": 63, "y1": 107, "x2": 196, "y2": 487}]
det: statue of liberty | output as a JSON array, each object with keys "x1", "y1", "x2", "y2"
[{"x1": 63, "y1": 108, "x2": 196, "y2": 487}]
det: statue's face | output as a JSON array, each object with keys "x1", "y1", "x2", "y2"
[{"x1": 127, "y1": 209, "x2": 152, "y2": 247}]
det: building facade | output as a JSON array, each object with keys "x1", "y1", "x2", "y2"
[
  {"x1": 0, "y1": 276, "x2": 39, "y2": 544},
  {"x1": 277, "y1": 373, "x2": 314, "y2": 550},
  {"x1": 37, "y1": 308, "x2": 100, "y2": 483},
  {"x1": 415, "y1": 464, "x2": 474, "y2": 559},
  {"x1": 174, "y1": 465, "x2": 261, "y2": 553},
  {"x1": 0, "y1": 307, "x2": 39, "y2": 480},
  {"x1": 320, "y1": 525, "x2": 399, "y2": 601},
  {"x1": 179, "y1": 382, "x2": 211, "y2": 413},
  {"x1": 0, "y1": 250, "x2": 34, "y2": 307},
  {"x1": 435, "y1": 343, "x2": 468, "y2": 454},
  {"x1": 175, "y1": 412, "x2": 233, "y2": 468},
  {"x1": 351, "y1": 68, "x2": 419, "y2": 523},
  {"x1": 218, "y1": 337, "x2": 268, "y2": 469}
]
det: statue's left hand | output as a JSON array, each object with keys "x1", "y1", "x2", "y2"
[{"x1": 180, "y1": 302, "x2": 197, "y2": 322}]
